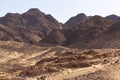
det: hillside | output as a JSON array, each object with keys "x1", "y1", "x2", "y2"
[
  {"x1": 63, "y1": 13, "x2": 88, "y2": 29},
  {"x1": 81, "y1": 22, "x2": 120, "y2": 49},
  {"x1": 41, "y1": 15, "x2": 113, "y2": 46},
  {"x1": 0, "y1": 8, "x2": 61, "y2": 45}
]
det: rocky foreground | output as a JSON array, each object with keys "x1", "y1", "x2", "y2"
[{"x1": 0, "y1": 41, "x2": 120, "y2": 80}]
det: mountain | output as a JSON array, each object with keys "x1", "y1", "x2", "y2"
[
  {"x1": 63, "y1": 13, "x2": 88, "y2": 29},
  {"x1": 0, "y1": 24, "x2": 43, "y2": 44},
  {"x1": 0, "y1": 8, "x2": 61, "y2": 44},
  {"x1": 69, "y1": 16, "x2": 113, "y2": 48},
  {"x1": 82, "y1": 22, "x2": 120, "y2": 49},
  {"x1": 41, "y1": 15, "x2": 113, "y2": 46},
  {"x1": 0, "y1": 8, "x2": 61, "y2": 36},
  {"x1": 106, "y1": 14, "x2": 120, "y2": 22},
  {"x1": 67, "y1": 15, "x2": 113, "y2": 45}
]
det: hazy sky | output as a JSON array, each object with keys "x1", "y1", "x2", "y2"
[{"x1": 0, "y1": 0, "x2": 120, "y2": 23}]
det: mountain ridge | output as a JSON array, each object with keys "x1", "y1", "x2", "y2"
[
  {"x1": 0, "y1": 8, "x2": 61, "y2": 45},
  {"x1": 0, "y1": 8, "x2": 120, "y2": 49}
]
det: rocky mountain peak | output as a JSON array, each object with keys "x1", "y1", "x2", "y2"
[
  {"x1": 76, "y1": 13, "x2": 86, "y2": 18},
  {"x1": 63, "y1": 13, "x2": 88, "y2": 29},
  {"x1": 25, "y1": 8, "x2": 45, "y2": 16},
  {"x1": 106, "y1": 14, "x2": 120, "y2": 22},
  {"x1": 0, "y1": 8, "x2": 61, "y2": 45}
]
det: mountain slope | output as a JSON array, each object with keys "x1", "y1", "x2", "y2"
[
  {"x1": 41, "y1": 15, "x2": 113, "y2": 46},
  {"x1": 67, "y1": 16, "x2": 113, "y2": 48},
  {"x1": 0, "y1": 8, "x2": 61, "y2": 45},
  {"x1": 63, "y1": 13, "x2": 88, "y2": 29},
  {"x1": 84, "y1": 22, "x2": 120, "y2": 49},
  {"x1": 0, "y1": 24, "x2": 42, "y2": 44},
  {"x1": 106, "y1": 14, "x2": 120, "y2": 22},
  {"x1": 40, "y1": 29, "x2": 66, "y2": 45},
  {"x1": 0, "y1": 8, "x2": 61, "y2": 36}
]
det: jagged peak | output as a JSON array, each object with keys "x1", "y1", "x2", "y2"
[{"x1": 24, "y1": 8, "x2": 45, "y2": 16}]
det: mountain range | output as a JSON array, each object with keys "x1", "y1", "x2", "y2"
[{"x1": 0, "y1": 8, "x2": 120, "y2": 49}]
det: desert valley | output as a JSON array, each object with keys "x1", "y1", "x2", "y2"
[{"x1": 0, "y1": 8, "x2": 120, "y2": 80}]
